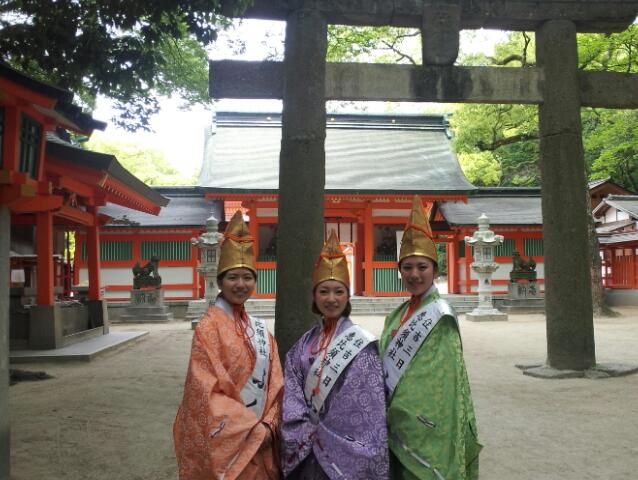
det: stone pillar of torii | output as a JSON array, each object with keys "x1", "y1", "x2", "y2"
[{"x1": 211, "y1": 0, "x2": 638, "y2": 371}]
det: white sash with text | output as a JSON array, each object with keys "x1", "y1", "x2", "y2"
[
  {"x1": 215, "y1": 297, "x2": 271, "y2": 419},
  {"x1": 304, "y1": 323, "x2": 375, "y2": 414},
  {"x1": 383, "y1": 298, "x2": 455, "y2": 397},
  {"x1": 240, "y1": 314, "x2": 271, "y2": 419}
]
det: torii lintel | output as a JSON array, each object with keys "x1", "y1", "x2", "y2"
[
  {"x1": 222, "y1": 0, "x2": 638, "y2": 33},
  {"x1": 210, "y1": 60, "x2": 638, "y2": 109}
]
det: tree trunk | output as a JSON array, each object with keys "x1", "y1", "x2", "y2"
[{"x1": 274, "y1": 5, "x2": 328, "y2": 361}]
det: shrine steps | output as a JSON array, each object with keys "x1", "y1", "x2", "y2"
[{"x1": 242, "y1": 295, "x2": 482, "y2": 319}]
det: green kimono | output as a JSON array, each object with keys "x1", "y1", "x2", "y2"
[{"x1": 379, "y1": 288, "x2": 482, "y2": 480}]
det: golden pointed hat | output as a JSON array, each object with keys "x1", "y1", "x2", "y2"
[
  {"x1": 313, "y1": 230, "x2": 350, "y2": 288},
  {"x1": 217, "y1": 210, "x2": 256, "y2": 276},
  {"x1": 399, "y1": 196, "x2": 438, "y2": 264}
]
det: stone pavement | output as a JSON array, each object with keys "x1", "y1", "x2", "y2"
[
  {"x1": 7, "y1": 309, "x2": 638, "y2": 480},
  {"x1": 9, "y1": 331, "x2": 148, "y2": 363}
]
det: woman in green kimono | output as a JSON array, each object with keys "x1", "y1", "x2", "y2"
[{"x1": 379, "y1": 196, "x2": 482, "y2": 480}]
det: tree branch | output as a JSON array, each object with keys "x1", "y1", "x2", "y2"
[{"x1": 478, "y1": 133, "x2": 539, "y2": 151}]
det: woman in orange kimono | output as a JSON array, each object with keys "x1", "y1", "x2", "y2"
[{"x1": 174, "y1": 211, "x2": 284, "y2": 480}]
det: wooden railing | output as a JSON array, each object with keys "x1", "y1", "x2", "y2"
[{"x1": 609, "y1": 254, "x2": 638, "y2": 288}]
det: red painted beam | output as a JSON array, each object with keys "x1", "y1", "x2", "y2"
[
  {"x1": 363, "y1": 202, "x2": 374, "y2": 296},
  {"x1": 0, "y1": 183, "x2": 37, "y2": 206},
  {"x1": 56, "y1": 205, "x2": 94, "y2": 226},
  {"x1": 49, "y1": 173, "x2": 95, "y2": 199},
  {"x1": 86, "y1": 206, "x2": 102, "y2": 300},
  {"x1": 208, "y1": 192, "x2": 469, "y2": 203},
  {"x1": 0, "y1": 78, "x2": 58, "y2": 110},
  {"x1": 9, "y1": 194, "x2": 63, "y2": 213}
]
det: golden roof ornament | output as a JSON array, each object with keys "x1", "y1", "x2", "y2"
[
  {"x1": 399, "y1": 195, "x2": 438, "y2": 265},
  {"x1": 217, "y1": 210, "x2": 256, "y2": 276},
  {"x1": 313, "y1": 230, "x2": 350, "y2": 288}
]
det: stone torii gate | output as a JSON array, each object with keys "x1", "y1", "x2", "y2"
[{"x1": 211, "y1": 0, "x2": 638, "y2": 369}]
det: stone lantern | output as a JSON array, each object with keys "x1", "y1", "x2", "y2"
[
  {"x1": 464, "y1": 213, "x2": 508, "y2": 321},
  {"x1": 192, "y1": 214, "x2": 223, "y2": 304}
]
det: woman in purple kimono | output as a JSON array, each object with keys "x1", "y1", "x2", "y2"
[{"x1": 281, "y1": 231, "x2": 389, "y2": 479}]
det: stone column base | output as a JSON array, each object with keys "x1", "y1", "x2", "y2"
[{"x1": 465, "y1": 309, "x2": 508, "y2": 322}]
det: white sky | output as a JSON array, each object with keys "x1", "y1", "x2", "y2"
[{"x1": 92, "y1": 20, "x2": 508, "y2": 178}]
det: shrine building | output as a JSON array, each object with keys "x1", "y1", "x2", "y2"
[
  {"x1": 71, "y1": 115, "x2": 638, "y2": 305},
  {"x1": 90, "y1": 111, "x2": 547, "y2": 300},
  {"x1": 594, "y1": 192, "x2": 638, "y2": 303},
  {"x1": 1, "y1": 61, "x2": 168, "y2": 349}
]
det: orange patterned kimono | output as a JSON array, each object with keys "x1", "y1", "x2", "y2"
[{"x1": 173, "y1": 304, "x2": 283, "y2": 480}]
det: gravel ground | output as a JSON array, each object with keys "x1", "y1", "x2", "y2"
[{"x1": 8, "y1": 308, "x2": 638, "y2": 480}]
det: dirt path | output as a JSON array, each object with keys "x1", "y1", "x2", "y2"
[{"x1": 8, "y1": 310, "x2": 638, "y2": 479}]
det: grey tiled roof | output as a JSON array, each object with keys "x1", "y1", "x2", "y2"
[
  {"x1": 596, "y1": 219, "x2": 634, "y2": 234},
  {"x1": 46, "y1": 133, "x2": 168, "y2": 208},
  {"x1": 199, "y1": 112, "x2": 476, "y2": 194},
  {"x1": 100, "y1": 189, "x2": 213, "y2": 228},
  {"x1": 439, "y1": 190, "x2": 542, "y2": 225},
  {"x1": 588, "y1": 178, "x2": 610, "y2": 190},
  {"x1": 596, "y1": 195, "x2": 638, "y2": 219},
  {"x1": 598, "y1": 231, "x2": 638, "y2": 245},
  {"x1": 1, "y1": 61, "x2": 106, "y2": 132}
]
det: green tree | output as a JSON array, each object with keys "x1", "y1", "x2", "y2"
[
  {"x1": 86, "y1": 135, "x2": 196, "y2": 186},
  {"x1": 450, "y1": 32, "x2": 541, "y2": 186},
  {"x1": 586, "y1": 110, "x2": 638, "y2": 191},
  {"x1": 579, "y1": 28, "x2": 638, "y2": 192},
  {"x1": 0, "y1": 0, "x2": 250, "y2": 131},
  {"x1": 327, "y1": 25, "x2": 420, "y2": 64},
  {"x1": 451, "y1": 101, "x2": 539, "y2": 186},
  {"x1": 452, "y1": 27, "x2": 638, "y2": 189}
]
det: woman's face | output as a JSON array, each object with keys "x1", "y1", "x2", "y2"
[
  {"x1": 219, "y1": 268, "x2": 256, "y2": 305},
  {"x1": 399, "y1": 256, "x2": 437, "y2": 297},
  {"x1": 313, "y1": 280, "x2": 349, "y2": 320}
]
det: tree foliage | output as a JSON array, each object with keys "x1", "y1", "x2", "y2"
[
  {"x1": 86, "y1": 135, "x2": 196, "y2": 186},
  {"x1": 327, "y1": 25, "x2": 420, "y2": 64},
  {"x1": 586, "y1": 109, "x2": 638, "y2": 191},
  {"x1": 452, "y1": 27, "x2": 638, "y2": 189},
  {"x1": 451, "y1": 101, "x2": 539, "y2": 186},
  {"x1": 0, "y1": 0, "x2": 250, "y2": 131}
]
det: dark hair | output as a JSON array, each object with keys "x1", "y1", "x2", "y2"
[{"x1": 312, "y1": 299, "x2": 352, "y2": 318}]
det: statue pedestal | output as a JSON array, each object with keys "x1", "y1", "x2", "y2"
[
  {"x1": 508, "y1": 281, "x2": 541, "y2": 298},
  {"x1": 119, "y1": 288, "x2": 173, "y2": 322},
  {"x1": 500, "y1": 281, "x2": 545, "y2": 314}
]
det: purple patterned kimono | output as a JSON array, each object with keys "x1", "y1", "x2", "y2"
[{"x1": 281, "y1": 317, "x2": 389, "y2": 479}]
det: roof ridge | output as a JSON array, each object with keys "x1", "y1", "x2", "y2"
[{"x1": 607, "y1": 194, "x2": 638, "y2": 200}]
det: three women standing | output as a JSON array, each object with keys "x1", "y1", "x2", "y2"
[
  {"x1": 280, "y1": 231, "x2": 389, "y2": 479},
  {"x1": 174, "y1": 211, "x2": 283, "y2": 480},
  {"x1": 174, "y1": 201, "x2": 480, "y2": 480},
  {"x1": 379, "y1": 196, "x2": 482, "y2": 480}
]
